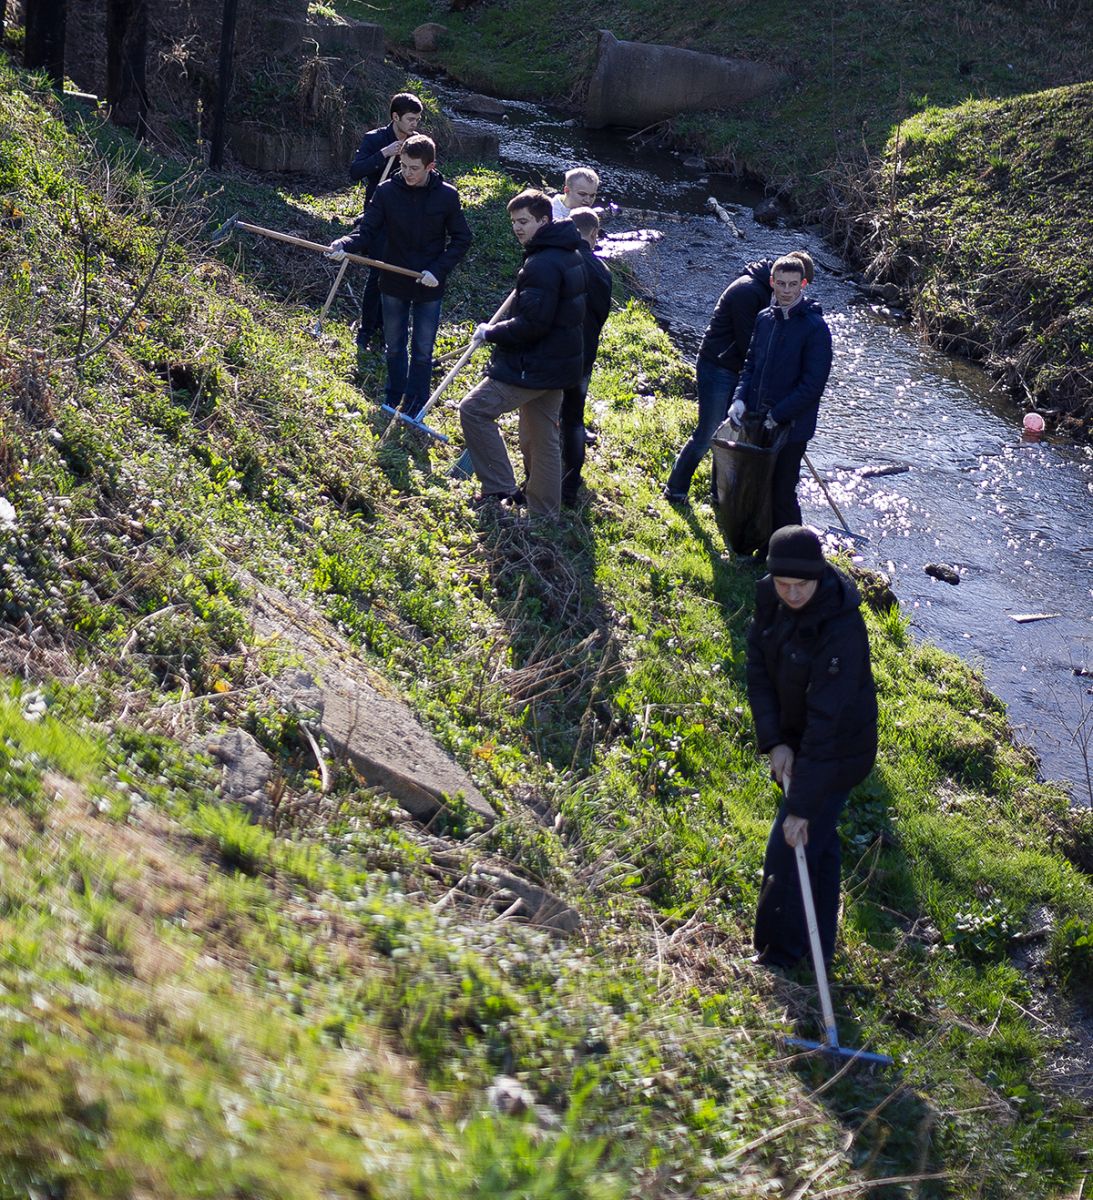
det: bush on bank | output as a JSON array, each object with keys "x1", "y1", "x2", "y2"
[{"x1": 3, "y1": 58, "x2": 1093, "y2": 1198}]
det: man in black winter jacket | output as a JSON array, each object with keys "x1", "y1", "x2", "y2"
[
  {"x1": 663, "y1": 258, "x2": 774, "y2": 504},
  {"x1": 746, "y1": 525, "x2": 878, "y2": 969},
  {"x1": 459, "y1": 189, "x2": 586, "y2": 519},
  {"x1": 346, "y1": 92, "x2": 424, "y2": 350},
  {"x1": 561, "y1": 207, "x2": 612, "y2": 507},
  {"x1": 328, "y1": 135, "x2": 472, "y2": 418}
]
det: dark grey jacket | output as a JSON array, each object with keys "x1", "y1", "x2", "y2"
[
  {"x1": 746, "y1": 567, "x2": 877, "y2": 819},
  {"x1": 698, "y1": 259, "x2": 774, "y2": 373}
]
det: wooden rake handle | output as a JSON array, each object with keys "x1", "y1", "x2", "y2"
[{"x1": 234, "y1": 219, "x2": 423, "y2": 280}]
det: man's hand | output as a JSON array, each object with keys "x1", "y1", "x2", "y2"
[
  {"x1": 782, "y1": 814, "x2": 809, "y2": 848},
  {"x1": 325, "y1": 242, "x2": 348, "y2": 262},
  {"x1": 763, "y1": 413, "x2": 780, "y2": 432},
  {"x1": 768, "y1": 743, "x2": 795, "y2": 788},
  {"x1": 382, "y1": 140, "x2": 403, "y2": 158},
  {"x1": 472, "y1": 323, "x2": 491, "y2": 345},
  {"x1": 728, "y1": 399, "x2": 745, "y2": 425},
  {"x1": 420, "y1": 271, "x2": 439, "y2": 288}
]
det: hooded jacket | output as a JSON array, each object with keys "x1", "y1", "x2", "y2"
[
  {"x1": 698, "y1": 259, "x2": 774, "y2": 373},
  {"x1": 746, "y1": 566, "x2": 877, "y2": 819},
  {"x1": 483, "y1": 219, "x2": 586, "y2": 391},
  {"x1": 335, "y1": 170, "x2": 472, "y2": 303},
  {"x1": 732, "y1": 294, "x2": 833, "y2": 442}
]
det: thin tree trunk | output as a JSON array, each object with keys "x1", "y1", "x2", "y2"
[
  {"x1": 106, "y1": 0, "x2": 150, "y2": 138},
  {"x1": 208, "y1": 0, "x2": 239, "y2": 169},
  {"x1": 24, "y1": 0, "x2": 68, "y2": 89}
]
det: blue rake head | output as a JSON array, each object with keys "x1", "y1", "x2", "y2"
[{"x1": 380, "y1": 404, "x2": 449, "y2": 443}]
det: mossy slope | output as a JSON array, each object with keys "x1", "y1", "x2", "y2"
[
  {"x1": 843, "y1": 82, "x2": 1093, "y2": 435},
  {"x1": 2, "y1": 60, "x2": 1093, "y2": 1199}
]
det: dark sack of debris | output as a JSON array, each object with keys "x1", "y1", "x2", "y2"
[{"x1": 712, "y1": 414, "x2": 789, "y2": 556}]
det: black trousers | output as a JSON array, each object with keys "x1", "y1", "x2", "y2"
[
  {"x1": 753, "y1": 791, "x2": 848, "y2": 968},
  {"x1": 560, "y1": 372, "x2": 591, "y2": 503},
  {"x1": 770, "y1": 438, "x2": 808, "y2": 533}
]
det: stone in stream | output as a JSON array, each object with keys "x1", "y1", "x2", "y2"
[{"x1": 924, "y1": 562, "x2": 961, "y2": 585}]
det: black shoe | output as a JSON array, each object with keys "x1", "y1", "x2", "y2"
[{"x1": 662, "y1": 486, "x2": 689, "y2": 507}]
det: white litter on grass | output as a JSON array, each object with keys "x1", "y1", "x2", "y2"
[{"x1": 0, "y1": 496, "x2": 15, "y2": 530}]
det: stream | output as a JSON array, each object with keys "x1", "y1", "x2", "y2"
[{"x1": 436, "y1": 85, "x2": 1093, "y2": 799}]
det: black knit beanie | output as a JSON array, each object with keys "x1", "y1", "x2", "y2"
[{"x1": 766, "y1": 525, "x2": 826, "y2": 580}]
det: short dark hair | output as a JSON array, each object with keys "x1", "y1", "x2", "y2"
[
  {"x1": 401, "y1": 134, "x2": 435, "y2": 166},
  {"x1": 390, "y1": 92, "x2": 423, "y2": 118},
  {"x1": 772, "y1": 254, "x2": 806, "y2": 280},
  {"x1": 507, "y1": 189, "x2": 553, "y2": 222},
  {"x1": 569, "y1": 206, "x2": 600, "y2": 240}
]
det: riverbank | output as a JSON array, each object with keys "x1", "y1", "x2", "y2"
[
  {"x1": 3, "y1": 60, "x2": 1093, "y2": 1196},
  {"x1": 832, "y1": 82, "x2": 1093, "y2": 438}
]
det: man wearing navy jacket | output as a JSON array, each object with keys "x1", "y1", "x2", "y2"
[
  {"x1": 347, "y1": 93, "x2": 424, "y2": 350},
  {"x1": 729, "y1": 254, "x2": 833, "y2": 538},
  {"x1": 329, "y1": 135, "x2": 472, "y2": 418}
]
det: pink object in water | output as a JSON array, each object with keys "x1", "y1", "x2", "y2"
[{"x1": 1023, "y1": 412, "x2": 1045, "y2": 433}]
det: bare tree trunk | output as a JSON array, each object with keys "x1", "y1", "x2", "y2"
[
  {"x1": 24, "y1": 0, "x2": 68, "y2": 89},
  {"x1": 106, "y1": 0, "x2": 150, "y2": 138},
  {"x1": 208, "y1": 0, "x2": 240, "y2": 169}
]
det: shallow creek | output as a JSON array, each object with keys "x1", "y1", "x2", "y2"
[{"x1": 438, "y1": 87, "x2": 1093, "y2": 797}]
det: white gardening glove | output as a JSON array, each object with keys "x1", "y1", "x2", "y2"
[
  {"x1": 325, "y1": 243, "x2": 348, "y2": 262},
  {"x1": 727, "y1": 399, "x2": 745, "y2": 425},
  {"x1": 763, "y1": 413, "x2": 780, "y2": 432},
  {"x1": 472, "y1": 323, "x2": 491, "y2": 345},
  {"x1": 419, "y1": 270, "x2": 439, "y2": 288}
]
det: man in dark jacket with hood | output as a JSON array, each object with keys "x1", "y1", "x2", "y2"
[
  {"x1": 663, "y1": 258, "x2": 774, "y2": 504},
  {"x1": 347, "y1": 92, "x2": 424, "y2": 350},
  {"x1": 728, "y1": 254, "x2": 832, "y2": 537},
  {"x1": 459, "y1": 189, "x2": 586, "y2": 519},
  {"x1": 746, "y1": 525, "x2": 878, "y2": 969},
  {"x1": 561, "y1": 206, "x2": 612, "y2": 507},
  {"x1": 328, "y1": 135, "x2": 472, "y2": 418}
]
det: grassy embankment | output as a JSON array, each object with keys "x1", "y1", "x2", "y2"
[
  {"x1": 834, "y1": 82, "x2": 1093, "y2": 436},
  {"x1": 5, "y1": 59, "x2": 1093, "y2": 1198}
]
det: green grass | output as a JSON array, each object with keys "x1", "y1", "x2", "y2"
[
  {"x1": 3, "y1": 55, "x2": 1093, "y2": 1198},
  {"x1": 837, "y1": 81, "x2": 1093, "y2": 434}
]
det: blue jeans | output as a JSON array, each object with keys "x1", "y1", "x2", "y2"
[
  {"x1": 381, "y1": 294, "x2": 442, "y2": 416},
  {"x1": 665, "y1": 358, "x2": 738, "y2": 498}
]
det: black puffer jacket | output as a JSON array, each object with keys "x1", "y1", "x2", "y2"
[
  {"x1": 484, "y1": 220, "x2": 586, "y2": 390},
  {"x1": 335, "y1": 171, "x2": 472, "y2": 303},
  {"x1": 698, "y1": 259, "x2": 774, "y2": 373},
  {"x1": 746, "y1": 566, "x2": 877, "y2": 819}
]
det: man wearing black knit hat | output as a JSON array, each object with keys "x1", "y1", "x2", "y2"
[{"x1": 745, "y1": 525, "x2": 878, "y2": 970}]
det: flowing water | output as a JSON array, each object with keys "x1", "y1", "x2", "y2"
[{"x1": 438, "y1": 86, "x2": 1093, "y2": 797}]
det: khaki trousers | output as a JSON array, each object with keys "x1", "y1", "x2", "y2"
[{"x1": 459, "y1": 377, "x2": 563, "y2": 519}]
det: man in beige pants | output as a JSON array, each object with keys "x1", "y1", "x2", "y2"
[{"x1": 459, "y1": 189, "x2": 586, "y2": 519}]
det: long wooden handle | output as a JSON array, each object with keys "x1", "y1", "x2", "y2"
[
  {"x1": 414, "y1": 290, "x2": 517, "y2": 422},
  {"x1": 235, "y1": 220, "x2": 423, "y2": 280},
  {"x1": 378, "y1": 153, "x2": 397, "y2": 184},
  {"x1": 318, "y1": 258, "x2": 350, "y2": 322}
]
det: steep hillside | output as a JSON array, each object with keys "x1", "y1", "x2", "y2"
[{"x1": 4, "y1": 60, "x2": 1093, "y2": 1199}]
